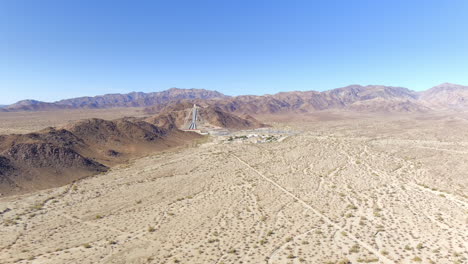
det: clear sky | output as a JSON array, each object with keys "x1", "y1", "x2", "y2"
[{"x1": 1, "y1": 0, "x2": 468, "y2": 104}]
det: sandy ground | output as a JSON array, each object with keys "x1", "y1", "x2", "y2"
[
  {"x1": 0, "y1": 108, "x2": 146, "y2": 135},
  {"x1": 0, "y1": 112, "x2": 467, "y2": 264}
]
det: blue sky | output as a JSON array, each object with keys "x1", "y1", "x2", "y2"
[{"x1": 1, "y1": 0, "x2": 468, "y2": 104}]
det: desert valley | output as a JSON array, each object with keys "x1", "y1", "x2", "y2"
[{"x1": 0, "y1": 84, "x2": 467, "y2": 264}]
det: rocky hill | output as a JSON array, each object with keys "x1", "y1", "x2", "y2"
[
  {"x1": 145, "y1": 103, "x2": 267, "y2": 130},
  {"x1": 0, "y1": 116, "x2": 202, "y2": 196}
]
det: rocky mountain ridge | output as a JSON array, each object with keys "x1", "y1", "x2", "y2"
[
  {"x1": 3, "y1": 88, "x2": 227, "y2": 111},
  {"x1": 3, "y1": 83, "x2": 468, "y2": 114}
]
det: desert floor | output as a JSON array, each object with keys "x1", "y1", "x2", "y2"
[
  {"x1": 0, "y1": 108, "x2": 146, "y2": 135},
  {"x1": 0, "y1": 112, "x2": 467, "y2": 264}
]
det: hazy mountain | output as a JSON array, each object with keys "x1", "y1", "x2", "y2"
[
  {"x1": 56, "y1": 88, "x2": 228, "y2": 108},
  {"x1": 419, "y1": 83, "x2": 468, "y2": 108},
  {"x1": 4, "y1": 83, "x2": 468, "y2": 114},
  {"x1": 5, "y1": 100, "x2": 73, "y2": 111},
  {"x1": 3, "y1": 88, "x2": 228, "y2": 111}
]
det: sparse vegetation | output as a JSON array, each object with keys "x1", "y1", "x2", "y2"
[
  {"x1": 405, "y1": 245, "x2": 413, "y2": 251},
  {"x1": 1, "y1": 110, "x2": 466, "y2": 264},
  {"x1": 349, "y1": 244, "x2": 360, "y2": 253},
  {"x1": 357, "y1": 257, "x2": 379, "y2": 263}
]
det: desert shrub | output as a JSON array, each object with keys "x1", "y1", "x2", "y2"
[
  {"x1": 349, "y1": 244, "x2": 359, "y2": 253},
  {"x1": 357, "y1": 257, "x2": 379, "y2": 263}
]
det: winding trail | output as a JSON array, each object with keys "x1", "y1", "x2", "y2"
[{"x1": 231, "y1": 154, "x2": 396, "y2": 264}]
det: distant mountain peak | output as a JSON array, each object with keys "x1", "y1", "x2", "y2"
[
  {"x1": 11, "y1": 99, "x2": 43, "y2": 105},
  {"x1": 420, "y1": 83, "x2": 468, "y2": 108},
  {"x1": 4, "y1": 87, "x2": 228, "y2": 111},
  {"x1": 438, "y1": 82, "x2": 461, "y2": 86},
  {"x1": 432, "y1": 82, "x2": 466, "y2": 89}
]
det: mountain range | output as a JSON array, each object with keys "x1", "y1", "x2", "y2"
[
  {"x1": 145, "y1": 83, "x2": 468, "y2": 115},
  {"x1": 3, "y1": 83, "x2": 467, "y2": 114},
  {"x1": 1, "y1": 88, "x2": 227, "y2": 112}
]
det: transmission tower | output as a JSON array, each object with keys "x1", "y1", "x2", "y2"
[{"x1": 186, "y1": 104, "x2": 202, "y2": 130}]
